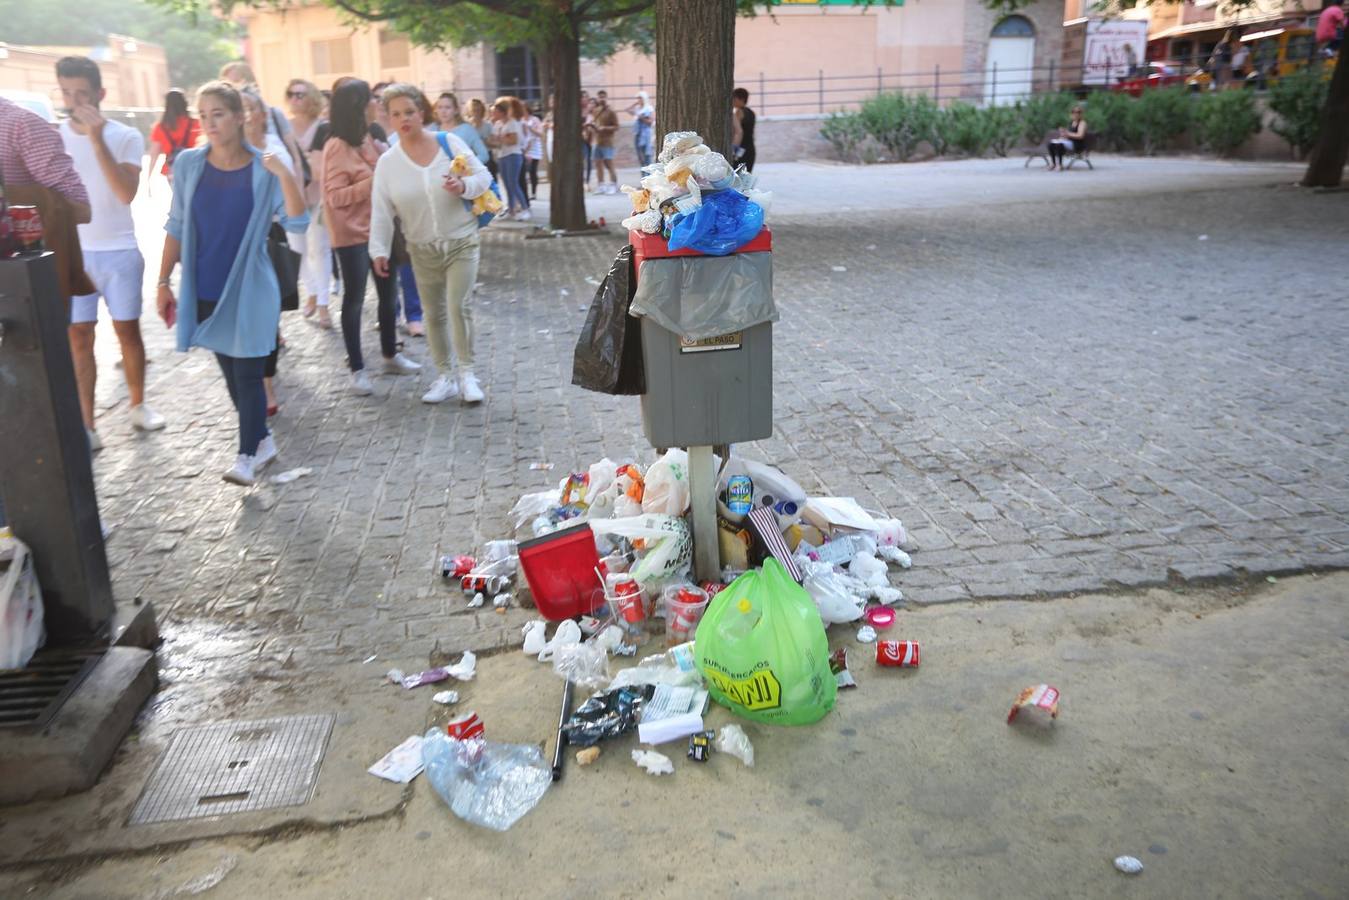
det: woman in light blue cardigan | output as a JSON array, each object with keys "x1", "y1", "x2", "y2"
[{"x1": 155, "y1": 81, "x2": 308, "y2": 487}]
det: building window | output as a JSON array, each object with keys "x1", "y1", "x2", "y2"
[
  {"x1": 495, "y1": 45, "x2": 541, "y2": 103},
  {"x1": 991, "y1": 15, "x2": 1035, "y2": 39},
  {"x1": 312, "y1": 37, "x2": 353, "y2": 75},
  {"x1": 379, "y1": 29, "x2": 411, "y2": 69}
]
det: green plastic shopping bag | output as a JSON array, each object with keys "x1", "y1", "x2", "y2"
[{"x1": 694, "y1": 559, "x2": 836, "y2": 725}]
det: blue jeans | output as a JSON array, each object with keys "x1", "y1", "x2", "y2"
[
  {"x1": 498, "y1": 153, "x2": 529, "y2": 212},
  {"x1": 398, "y1": 262, "x2": 422, "y2": 323},
  {"x1": 635, "y1": 129, "x2": 653, "y2": 168},
  {"x1": 582, "y1": 142, "x2": 593, "y2": 184},
  {"x1": 199, "y1": 300, "x2": 268, "y2": 457}
]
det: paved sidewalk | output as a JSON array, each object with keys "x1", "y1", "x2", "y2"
[{"x1": 81, "y1": 158, "x2": 1348, "y2": 675}]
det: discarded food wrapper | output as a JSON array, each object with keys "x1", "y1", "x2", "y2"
[
  {"x1": 716, "y1": 724, "x2": 755, "y2": 767},
  {"x1": 562, "y1": 684, "x2": 654, "y2": 747},
  {"x1": 1007, "y1": 684, "x2": 1060, "y2": 725},
  {"x1": 830, "y1": 647, "x2": 857, "y2": 689},
  {"x1": 446, "y1": 711, "x2": 486, "y2": 741},
  {"x1": 856, "y1": 625, "x2": 878, "y2": 643},
  {"x1": 876, "y1": 639, "x2": 920, "y2": 668},
  {"x1": 688, "y1": 731, "x2": 714, "y2": 763},
  {"x1": 269, "y1": 466, "x2": 313, "y2": 485},
  {"x1": 422, "y1": 731, "x2": 551, "y2": 831},
  {"x1": 439, "y1": 554, "x2": 476, "y2": 579},
  {"x1": 445, "y1": 651, "x2": 477, "y2": 681},
  {"x1": 392, "y1": 668, "x2": 450, "y2": 690},
  {"x1": 530, "y1": 463, "x2": 555, "y2": 471},
  {"x1": 632, "y1": 749, "x2": 674, "y2": 776},
  {"x1": 575, "y1": 746, "x2": 601, "y2": 766},
  {"x1": 1114, "y1": 856, "x2": 1144, "y2": 875},
  {"x1": 522, "y1": 620, "x2": 548, "y2": 655},
  {"x1": 432, "y1": 690, "x2": 460, "y2": 706},
  {"x1": 368, "y1": 735, "x2": 426, "y2": 783}
]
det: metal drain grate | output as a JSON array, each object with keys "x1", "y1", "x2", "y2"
[
  {"x1": 129, "y1": 713, "x2": 335, "y2": 825},
  {"x1": 0, "y1": 648, "x2": 102, "y2": 729}
]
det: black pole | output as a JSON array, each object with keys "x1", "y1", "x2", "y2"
[{"x1": 551, "y1": 679, "x2": 573, "y2": 781}]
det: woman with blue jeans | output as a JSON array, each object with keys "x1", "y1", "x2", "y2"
[
  {"x1": 488, "y1": 97, "x2": 530, "y2": 221},
  {"x1": 154, "y1": 81, "x2": 308, "y2": 486}
]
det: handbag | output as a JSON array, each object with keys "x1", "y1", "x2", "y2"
[
  {"x1": 272, "y1": 108, "x2": 313, "y2": 187},
  {"x1": 435, "y1": 131, "x2": 501, "y2": 228},
  {"x1": 268, "y1": 222, "x2": 302, "y2": 312}
]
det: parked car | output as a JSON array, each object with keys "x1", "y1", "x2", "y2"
[
  {"x1": 1112, "y1": 61, "x2": 1194, "y2": 96},
  {"x1": 0, "y1": 89, "x2": 57, "y2": 124},
  {"x1": 1186, "y1": 27, "x2": 1332, "y2": 91}
]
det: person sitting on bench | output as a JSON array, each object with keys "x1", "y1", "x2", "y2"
[{"x1": 1047, "y1": 105, "x2": 1087, "y2": 171}]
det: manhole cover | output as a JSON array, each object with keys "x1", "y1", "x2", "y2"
[{"x1": 129, "y1": 714, "x2": 335, "y2": 825}]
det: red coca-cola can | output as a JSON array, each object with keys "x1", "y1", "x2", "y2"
[
  {"x1": 9, "y1": 205, "x2": 43, "y2": 253},
  {"x1": 876, "y1": 640, "x2": 920, "y2": 668},
  {"x1": 446, "y1": 711, "x2": 485, "y2": 740},
  {"x1": 609, "y1": 575, "x2": 645, "y2": 623}
]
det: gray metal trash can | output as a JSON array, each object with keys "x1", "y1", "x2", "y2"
[{"x1": 630, "y1": 252, "x2": 777, "y2": 448}]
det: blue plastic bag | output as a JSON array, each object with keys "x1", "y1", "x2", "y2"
[{"x1": 667, "y1": 190, "x2": 764, "y2": 257}]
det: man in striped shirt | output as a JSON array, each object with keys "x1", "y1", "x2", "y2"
[{"x1": 1, "y1": 95, "x2": 90, "y2": 219}]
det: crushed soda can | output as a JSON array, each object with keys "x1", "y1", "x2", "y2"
[
  {"x1": 876, "y1": 640, "x2": 920, "y2": 668},
  {"x1": 701, "y1": 581, "x2": 727, "y2": 599},
  {"x1": 446, "y1": 711, "x2": 485, "y2": 740},
  {"x1": 829, "y1": 647, "x2": 857, "y2": 689},
  {"x1": 1007, "y1": 684, "x2": 1060, "y2": 725},
  {"x1": 440, "y1": 555, "x2": 476, "y2": 578},
  {"x1": 687, "y1": 730, "x2": 714, "y2": 763}
]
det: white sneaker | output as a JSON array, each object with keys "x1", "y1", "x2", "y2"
[
  {"x1": 516, "y1": 209, "x2": 533, "y2": 221},
  {"x1": 383, "y1": 352, "x2": 422, "y2": 375},
  {"x1": 223, "y1": 454, "x2": 257, "y2": 486},
  {"x1": 350, "y1": 370, "x2": 374, "y2": 396},
  {"x1": 421, "y1": 374, "x2": 460, "y2": 404},
  {"x1": 254, "y1": 434, "x2": 278, "y2": 469},
  {"x1": 87, "y1": 428, "x2": 103, "y2": 453},
  {"x1": 459, "y1": 371, "x2": 485, "y2": 405},
  {"x1": 129, "y1": 403, "x2": 166, "y2": 432}
]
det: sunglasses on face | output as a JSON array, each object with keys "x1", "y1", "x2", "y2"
[{"x1": 287, "y1": 90, "x2": 307, "y2": 99}]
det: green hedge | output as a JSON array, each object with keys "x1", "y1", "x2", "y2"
[
  {"x1": 1268, "y1": 67, "x2": 1328, "y2": 156},
  {"x1": 821, "y1": 87, "x2": 1268, "y2": 163}
]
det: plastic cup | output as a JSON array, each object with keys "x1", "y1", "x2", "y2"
[{"x1": 663, "y1": 585, "x2": 710, "y2": 647}]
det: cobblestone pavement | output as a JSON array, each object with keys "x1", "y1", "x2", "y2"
[{"x1": 84, "y1": 160, "x2": 1348, "y2": 667}]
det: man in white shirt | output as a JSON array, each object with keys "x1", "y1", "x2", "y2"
[{"x1": 57, "y1": 56, "x2": 165, "y2": 449}]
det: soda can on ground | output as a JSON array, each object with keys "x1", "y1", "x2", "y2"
[
  {"x1": 876, "y1": 639, "x2": 920, "y2": 668},
  {"x1": 446, "y1": 711, "x2": 485, "y2": 740}
]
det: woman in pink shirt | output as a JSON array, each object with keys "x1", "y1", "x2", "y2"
[{"x1": 321, "y1": 77, "x2": 420, "y2": 395}]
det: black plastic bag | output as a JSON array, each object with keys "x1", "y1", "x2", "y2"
[
  {"x1": 562, "y1": 684, "x2": 654, "y2": 748},
  {"x1": 572, "y1": 245, "x2": 646, "y2": 395}
]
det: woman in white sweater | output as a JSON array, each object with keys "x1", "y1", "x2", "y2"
[{"x1": 370, "y1": 83, "x2": 492, "y2": 405}]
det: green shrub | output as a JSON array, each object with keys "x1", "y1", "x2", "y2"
[
  {"x1": 820, "y1": 110, "x2": 869, "y2": 163},
  {"x1": 1194, "y1": 90, "x2": 1262, "y2": 156},
  {"x1": 1015, "y1": 92, "x2": 1077, "y2": 146},
  {"x1": 1129, "y1": 87, "x2": 1193, "y2": 155},
  {"x1": 937, "y1": 102, "x2": 993, "y2": 157},
  {"x1": 857, "y1": 92, "x2": 940, "y2": 161},
  {"x1": 1268, "y1": 67, "x2": 1329, "y2": 156},
  {"x1": 984, "y1": 105, "x2": 1023, "y2": 156},
  {"x1": 1079, "y1": 91, "x2": 1139, "y2": 152}
]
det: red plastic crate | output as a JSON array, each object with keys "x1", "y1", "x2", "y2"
[
  {"x1": 517, "y1": 523, "x2": 605, "y2": 621},
  {"x1": 630, "y1": 226, "x2": 772, "y2": 284}
]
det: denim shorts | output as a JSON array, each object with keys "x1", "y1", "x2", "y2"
[{"x1": 594, "y1": 145, "x2": 616, "y2": 161}]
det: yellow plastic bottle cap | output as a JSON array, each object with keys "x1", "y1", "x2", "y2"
[{"x1": 738, "y1": 599, "x2": 752, "y2": 614}]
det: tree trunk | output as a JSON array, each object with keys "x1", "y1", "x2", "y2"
[
  {"x1": 655, "y1": 0, "x2": 736, "y2": 159},
  {"x1": 1302, "y1": 53, "x2": 1348, "y2": 188},
  {"x1": 548, "y1": 29, "x2": 587, "y2": 231}
]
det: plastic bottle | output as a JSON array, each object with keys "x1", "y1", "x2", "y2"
[{"x1": 655, "y1": 640, "x2": 697, "y2": 673}]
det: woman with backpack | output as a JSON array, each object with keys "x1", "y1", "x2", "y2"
[
  {"x1": 147, "y1": 89, "x2": 200, "y2": 191},
  {"x1": 370, "y1": 83, "x2": 491, "y2": 406}
]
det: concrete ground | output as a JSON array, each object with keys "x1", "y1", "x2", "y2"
[
  {"x1": 2, "y1": 154, "x2": 1346, "y2": 896},
  {"x1": 8, "y1": 573, "x2": 1348, "y2": 898}
]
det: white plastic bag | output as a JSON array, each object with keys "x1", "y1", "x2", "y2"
[
  {"x1": 642, "y1": 449, "x2": 690, "y2": 516},
  {"x1": 589, "y1": 515, "x2": 692, "y2": 587},
  {"x1": 0, "y1": 530, "x2": 45, "y2": 670},
  {"x1": 800, "y1": 560, "x2": 866, "y2": 625}
]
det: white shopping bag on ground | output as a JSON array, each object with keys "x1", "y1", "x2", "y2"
[{"x1": 0, "y1": 530, "x2": 45, "y2": 670}]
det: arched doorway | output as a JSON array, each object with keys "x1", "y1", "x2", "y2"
[{"x1": 985, "y1": 15, "x2": 1036, "y2": 106}]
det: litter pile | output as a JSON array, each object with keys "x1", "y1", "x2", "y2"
[{"x1": 620, "y1": 131, "x2": 770, "y2": 256}]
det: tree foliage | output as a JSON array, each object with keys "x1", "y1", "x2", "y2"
[{"x1": 1, "y1": 0, "x2": 240, "y2": 93}]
